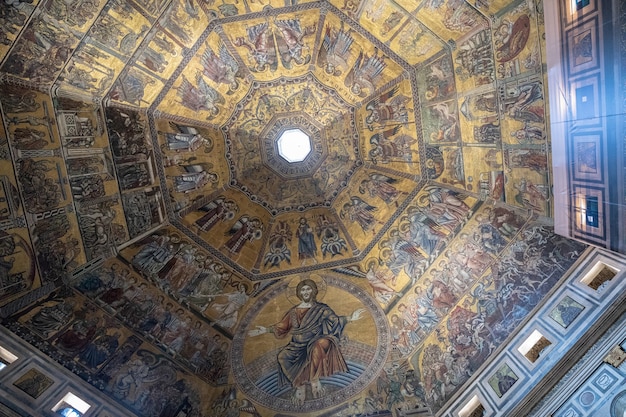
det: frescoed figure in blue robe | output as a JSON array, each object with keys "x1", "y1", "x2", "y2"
[{"x1": 296, "y1": 217, "x2": 317, "y2": 266}]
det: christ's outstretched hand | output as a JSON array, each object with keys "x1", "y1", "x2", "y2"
[
  {"x1": 248, "y1": 325, "x2": 268, "y2": 337},
  {"x1": 349, "y1": 308, "x2": 366, "y2": 322}
]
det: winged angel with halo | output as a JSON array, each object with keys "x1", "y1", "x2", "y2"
[
  {"x1": 200, "y1": 42, "x2": 243, "y2": 95},
  {"x1": 177, "y1": 73, "x2": 225, "y2": 117}
]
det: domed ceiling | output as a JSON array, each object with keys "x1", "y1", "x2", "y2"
[
  {"x1": 110, "y1": 0, "x2": 458, "y2": 278},
  {"x1": 0, "y1": 0, "x2": 566, "y2": 415},
  {"x1": 0, "y1": 0, "x2": 551, "y2": 281}
]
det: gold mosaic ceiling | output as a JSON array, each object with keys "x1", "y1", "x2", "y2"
[
  {"x1": 0, "y1": 1, "x2": 565, "y2": 414},
  {"x1": 0, "y1": 0, "x2": 550, "y2": 279}
]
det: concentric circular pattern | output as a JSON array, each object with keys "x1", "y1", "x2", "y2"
[
  {"x1": 224, "y1": 74, "x2": 363, "y2": 214},
  {"x1": 232, "y1": 276, "x2": 390, "y2": 413},
  {"x1": 152, "y1": 6, "x2": 425, "y2": 276}
]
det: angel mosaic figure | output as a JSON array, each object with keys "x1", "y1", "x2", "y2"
[
  {"x1": 317, "y1": 21, "x2": 354, "y2": 76},
  {"x1": 163, "y1": 122, "x2": 212, "y2": 153},
  {"x1": 344, "y1": 48, "x2": 386, "y2": 97},
  {"x1": 194, "y1": 197, "x2": 238, "y2": 233},
  {"x1": 340, "y1": 196, "x2": 378, "y2": 234},
  {"x1": 177, "y1": 73, "x2": 225, "y2": 116},
  {"x1": 200, "y1": 42, "x2": 243, "y2": 94},
  {"x1": 364, "y1": 86, "x2": 411, "y2": 131},
  {"x1": 263, "y1": 220, "x2": 293, "y2": 268},
  {"x1": 359, "y1": 173, "x2": 401, "y2": 205},
  {"x1": 274, "y1": 18, "x2": 316, "y2": 69},
  {"x1": 233, "y1": 22, "x2": 278, "y2": 73},
  {"x1": 171, "y1": 164, "x2": 218, "y2": 193},
  {"x1": 368, "y1": 126, "x2": 418, "y2": 164},
  {"x1": 224, "y1": 216, "x2": 263, "y2": 256},
  {"x1": 316, "y1": 215, "x2": 348, "y2": 258}
]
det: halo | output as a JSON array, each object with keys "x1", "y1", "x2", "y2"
[
  {"x1": 365, "y1": 257, "x2": 379, "y2": 270},
  {"x1": 405, "y1": 293, "x2": 417, "y2": 306},
  {"x1": 286, "y1": 273, "x2": 327, "y2": 305}
]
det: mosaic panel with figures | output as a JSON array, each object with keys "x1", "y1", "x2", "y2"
[{"x1": 0, "y1": 0, "x2": 600, "y2": 416}]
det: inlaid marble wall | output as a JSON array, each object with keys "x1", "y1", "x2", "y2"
[
  {"x1": 548, "y1": 0, "x2": 626, "y2": 254},
  {"x1": 528, "y1": 309, "x2": 626, "y2": 417}
]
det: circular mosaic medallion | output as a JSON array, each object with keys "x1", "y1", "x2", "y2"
[
  {"x1": 578, "y1": 390, "x2": 595, "y2": 407},
  {"x1": 223, "y1": 74, "x2": 362, "y2": 213},
  {"x1": 232, "y1": 275, "x2": 390, "y2": 413}
]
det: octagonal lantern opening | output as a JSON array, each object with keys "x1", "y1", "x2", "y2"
[{"x1": 277, "y1": 128, "x2": 311, "y2": 163}]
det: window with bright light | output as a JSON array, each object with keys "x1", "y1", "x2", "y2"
[
  {"x1": 581, "y1": 262, "x2": 618, "y2": 291},
  {"x1": 277, "y1": 129, "x2": 311, "y2": 162},
  {"x1": 57, "y1": 407, "x2": 82, "y2": 417},
  {"x1": 459, "y1": 395, "x2": 486, "y2": 417},
  {"x1": 0, "y1": 346, "x2": 18, "y2": 371},
  {"x1": 518, "y1": 330, "x2": 552, "y2": 363},
  {"x1": 52, "y1": 392, "x2": 91, "y2": 417}
]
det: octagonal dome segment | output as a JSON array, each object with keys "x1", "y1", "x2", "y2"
[
  {"x1": 277, "y1": 128, "x2": 311, "y2": 163},
  {"x1": 154, "y1": 118, "x2": 230, "y2": 211},
  {"x1": 224, "y1": 74, "x2": 363, "y2": 214},
  {"x1": 155, "y1": 30, "x2": 251, "y2": 126},
  {"x1": 136, "y1": 0, "x2": 443, "y2": 278},
  {"x1": 223, "y1": 10, "x2": 320, "y2": 83},
  {"x1": 311, "y1": 10, "x2": 408, "y2": 105}
]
